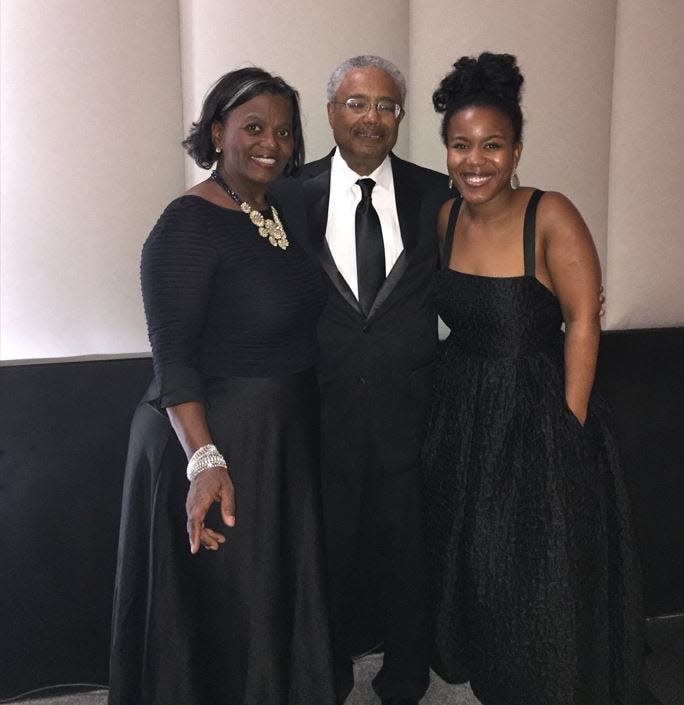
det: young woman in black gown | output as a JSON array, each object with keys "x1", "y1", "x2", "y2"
[
  {"x1": 422, "y1": 53, "x2": 642, "y2": 704},
  {"x1": 108, "y1": 68, "x2": 336, "y2": 705}
]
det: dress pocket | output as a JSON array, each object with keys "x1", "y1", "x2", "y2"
[{"x1": 564, "y1": 404, "x2": 586, "y2": 434}]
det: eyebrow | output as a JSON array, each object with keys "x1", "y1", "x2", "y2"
[
  {"x1": 345, "y1": 93, "x2": 399, "y2": 102},
  {"x1": 449, "y1": 133, "x2": 507, "y2": 141},
  {"x1": 239, "y1": 113, "x2": 291, "y2": 124}
]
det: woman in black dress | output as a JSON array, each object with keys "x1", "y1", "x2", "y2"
[
  {"x1": 108, "y1": 68, "x2": 336, "y2": 705},
  {"x1": 422, "y1": 53, "x2": 642, "y2": 704}
]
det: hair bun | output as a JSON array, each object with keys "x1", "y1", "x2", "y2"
[
  {"x1": 432, "y1": 52, "x2": 525, "y2": 144},
  {"x1": 433, "y1": 56, "x2": 477, "y2": 113},
  {"x1": 476, "y1": 52, "x2": 523, "y2": 103},
  {"x1": 433, "y1": 52, "x2": 523, "y2": 113}
]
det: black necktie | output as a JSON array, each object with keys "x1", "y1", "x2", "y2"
[{"x1": 355, "y1": 178, "x2": 385, "y2": 316}]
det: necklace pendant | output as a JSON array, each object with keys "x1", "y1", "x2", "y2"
[
  {"x1": 210, "y1": 171, "x2": 289, "y2": 251},
  {"x1": 250, "y1": 210, "x2": 265, "y2": 227}
]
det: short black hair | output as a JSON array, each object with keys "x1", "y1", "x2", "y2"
[
  {"x1": 433, "y1": 52, "x2": 524, "y2": 144},
  {"x1": 182, "y1": 67, "x2": 305, "y2": 175}
]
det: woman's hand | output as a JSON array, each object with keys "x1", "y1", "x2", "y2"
[
  {"x1": 185, "y1": 466, "x2": 236, "y2": 554},
  {"x1": 568, "y1": 406, "x2": 587, "y2": 426},
  {"x1": 165, "y1": 401, "x2": 236, "y2": 554}
]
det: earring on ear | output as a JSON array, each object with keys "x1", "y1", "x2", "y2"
[
  {"x1": 448, "y1": 177, "x2": 454, "y2": 190},
  {"x1": 215, "y1": 146, "x2": 222, "y2": 154},
  {"x1": 510, "y1": 169, "x2": 520, "y2": 190}
]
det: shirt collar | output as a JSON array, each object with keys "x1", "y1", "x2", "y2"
[{"x1": 331, "y1": 148, "x2": 393, "y2": 194}]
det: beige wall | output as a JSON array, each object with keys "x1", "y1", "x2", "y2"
[
  {"x1": 604, "y1": 0, "x2": 684, "y2": 329},
  {"x1": 1, "y1": 0, "x2": 682, "y2": 360},
  {"x1": 178, "y1": 0, "x2": 410, "y2": 186},
  {"x1": 1, "y1": 0, "x2": 184, "y2": 359},
  {"x1": 408, "y1": 0, "x2": 617, "y2": 271}
]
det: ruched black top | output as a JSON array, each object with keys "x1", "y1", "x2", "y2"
[{"x1": 141, "y1": 195, "x2": 326, "y2": 407}]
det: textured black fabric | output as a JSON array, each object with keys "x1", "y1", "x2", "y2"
[
  {"x1": 108, "y1": 195, "x2": 335, "y2": 705},
  {"x1": 355, "y1": 178, "x2": 385, "y2": 315},
  {"x1": 422, "y1": 192, "x2": 643, "y2": 704}
]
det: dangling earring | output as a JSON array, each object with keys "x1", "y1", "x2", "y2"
[
  {"x1": 448, "y1": 176, "x2": 454, "y2": 190},
  {"x1": 510, "y1": 169, "x2": 520, "y2": 190}
]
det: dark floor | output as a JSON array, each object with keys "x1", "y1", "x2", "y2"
[
  {"x1": 643, "y1": 615, "x2": 684, "y2": 705},
  {"x1": 1, "y1": 660, "x2": 479, "y2": 705},
  {"x1": 4, "y1": 617, "x2": 682, "y2": 705}
]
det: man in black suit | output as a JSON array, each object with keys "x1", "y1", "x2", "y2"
[{"x1": 298, "y1": 56, "x2": 450, "y2": 705}]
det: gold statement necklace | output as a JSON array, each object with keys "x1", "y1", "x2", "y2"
[{"x1": 210, "y1": 170, "x2": 289, "y2": 250}]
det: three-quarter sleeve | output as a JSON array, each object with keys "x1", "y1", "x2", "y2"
[{"x1": 141, "y1": 199, "x2": 218, "y2": 407}]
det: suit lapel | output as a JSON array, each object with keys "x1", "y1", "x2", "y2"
[
  {"x1": 302, "y1": 152, "x2": 425, "y2": 322},
  {"x1": 302, "y1": 163, "x2": 363, "y2": 315},
  {"x1": 365, "y1": 156, "x2": 415, "y2": 321}
]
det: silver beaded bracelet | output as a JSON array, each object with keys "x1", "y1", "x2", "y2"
[{"x1": 187, "y1": 443, "x2": 227, "y2": 481}]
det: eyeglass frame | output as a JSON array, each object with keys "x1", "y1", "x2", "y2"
[{"x1": 330, "y1": 97, "x2": 404, "y2": 119}]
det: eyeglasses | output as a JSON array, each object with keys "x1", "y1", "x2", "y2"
[{"x1": 331, "y1": 98, "x2": 403, "y2": 119}]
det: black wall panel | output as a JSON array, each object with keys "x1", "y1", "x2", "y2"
[
  {"x1": 0, "y1": 329, "x2": 682, "y2": 698},
  {"x1": 0, "y1": 358, "x2": 152, "y2": 699},
  {"x1": 596, "y1": 329, "x2": 684, "y2": 618}
]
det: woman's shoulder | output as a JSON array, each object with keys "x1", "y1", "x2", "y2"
[
  {"x1": 534, "y1": 190, "x2": 581, "y2": 220},
  {"x1": 149, "y1": 196, "x2": 204, "y2": 237},
  {"x1": 144, "y1": 195, "x2": 225, "y2": 259},
  {"x1": 433, "y1": 196, "x2": 460, "y2": 252},
  {"x1": 533, "y1": 190, "x2": 589, "y2": 237},
  {"x1": 153, "y1": 193, "x2": 242, "y2": 232},
  {"x1": 162, "y1": 193, "x2": 230, "y2": 218},
  {"x1": 437, "y1": 195, "x2": 461, "y2": 229},
  {"x1": 533, "y1": 189, "x2": 594, "y2": 261}
]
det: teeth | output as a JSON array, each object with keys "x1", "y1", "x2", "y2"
[
  {"x1": 463, "y1": 174, "x2": 491, "y2": 185},
  {"x1": 253, "y1": 156, "x2": 276, "y2": 165}
]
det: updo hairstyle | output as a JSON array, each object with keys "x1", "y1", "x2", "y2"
[
  {"x1": 432, "y1": 52, "x2": 524, "y2": 145},
  {"x1": 182, "y1": 67, "x2": 305, "y2": 175}
]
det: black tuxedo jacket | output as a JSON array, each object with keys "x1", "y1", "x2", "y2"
[{"x1": 298, "y1": 151, "x2": 450, "y2": 476}]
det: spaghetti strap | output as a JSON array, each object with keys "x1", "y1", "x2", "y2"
[
  {"x1": 442, "y1": 197, "x2": 462, "y2": 268},
  {"x1": 523, "y1": 189, "x2": 544, "y2": 277}
]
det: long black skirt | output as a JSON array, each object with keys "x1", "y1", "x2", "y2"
[{"x1": 108, "y1": 370, "x2": 336, "y2": 705}]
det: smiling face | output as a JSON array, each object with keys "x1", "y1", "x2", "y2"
[
  {"x1": 446, "y1": 104, "x2": 522, "y2": 206},
  {"x1": 212, "y1": 92, "x2": 294, "y2": 201},
  {"x1": 327, "y1": 67, "x2": 404, "y2": 175}
]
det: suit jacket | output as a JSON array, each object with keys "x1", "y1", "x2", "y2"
[{"x1": 297, "y1": 151, "x2": 450, "y2": 475}]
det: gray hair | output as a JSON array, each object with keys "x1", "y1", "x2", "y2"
[{"x1": 326, "y1": 55, "x2": 407, "y2": 105}]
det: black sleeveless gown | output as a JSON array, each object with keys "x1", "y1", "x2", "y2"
[{"x1": 422, "y1": 190, "x2": 642, "y2": 704}]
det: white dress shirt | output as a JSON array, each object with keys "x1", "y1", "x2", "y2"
[{"x1": 325, "y1": 149, "x2": 403, "y2": 299}]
